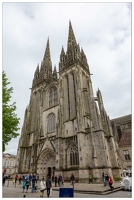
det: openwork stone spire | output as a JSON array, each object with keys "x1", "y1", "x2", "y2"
[
  {"x1": 43, "y1": 37, "x2": 51, "y2": 62},
  {"x1": 41, "y1": 37, "x2": 52, "y2": 72},
  {"x1": 32, "y1": 38, "x2": 53, "y2": 88},
  {"x1": 67, "y1": 20, "x2": 77, "y2": 51},
  {"x1": 59, "y1": 21, "x2": 89, "y2": 73}
]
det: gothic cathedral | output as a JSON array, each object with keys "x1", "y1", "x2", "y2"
[{"x1": 16, "y1": 21, "x2": 121, "y2": 183}]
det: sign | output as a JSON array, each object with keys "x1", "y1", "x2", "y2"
[{"x1": 59, "y1": 188, "x2": 74, "y2": 198}]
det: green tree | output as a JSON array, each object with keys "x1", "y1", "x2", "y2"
[{"x1": 2, "y1": 71, "x2": 20, "y2": 152}]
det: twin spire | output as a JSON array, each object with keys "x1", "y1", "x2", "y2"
[
  {"x1": 42, "y1": 20, "x2": 78, "y2": 70},
  {"x1": 32, "y1": 21, "x2": 89, "y2": 88},
  {"x1": 43, "y1": 20, "x2": 76, "y2": 62}
]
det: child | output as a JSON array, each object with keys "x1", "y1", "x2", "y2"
[{"x1": 22, "y1": 179, "x2": 26, "y2": 193}]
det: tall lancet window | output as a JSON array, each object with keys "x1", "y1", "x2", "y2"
[
  {"x1": 49, "y1": 89, "x2": 53, "y2": 107},
  {"x1": 49, "y1": 87, "x2": 58, "y2": 107},
  {"x1": 54, "y1": 87, "x2": 58, "y2": 105},
  {"x1": 47, "y1": 113, "x2": 55, "y2": 133},
  {"x1": 70, "y1": 145, "x2": 79, "y2": 166}
]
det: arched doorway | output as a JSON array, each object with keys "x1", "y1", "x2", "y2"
[{"x1": 37, "y1": 148, "x2": 56, "y2": 180}]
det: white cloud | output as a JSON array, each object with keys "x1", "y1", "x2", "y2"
[{"x1": 2, "y1": 2, "x2": 131, "y2": 155}]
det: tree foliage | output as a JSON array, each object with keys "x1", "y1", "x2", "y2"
[{"x1": 2, "y1": 71, "x2": 20, "y2": 152}]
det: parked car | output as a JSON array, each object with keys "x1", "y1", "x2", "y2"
[{"x1": 120, "y1": 170, "x2": 132, "y2": 191}]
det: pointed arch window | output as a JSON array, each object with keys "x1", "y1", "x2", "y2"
[
  {"x1": 70, "y1": 145, "x2": 79, "y2": 166},
  {"x1": 49, "y1": 87, "x2": 58, "y2": 107},
  {"x1": 47, "y1": 113, "x2": 56, "y2": 133}
]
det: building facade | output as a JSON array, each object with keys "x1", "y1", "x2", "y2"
[
  {"x1": 111, "y1": 114, "x2": 132, "y2": 171},
  {"x1": 2, "y1": 153, "x2": 16, "y2": 176},
  {"x1": 16, "y1": 22, "x2": 129, "y2": 183}
]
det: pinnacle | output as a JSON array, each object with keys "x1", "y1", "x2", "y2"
[
  {"x1": 43, "y1": 37, "x2": 51, "y2": 61},
  {"x1": 67, "y1": 20, "x2": 77, "y2": 50}
]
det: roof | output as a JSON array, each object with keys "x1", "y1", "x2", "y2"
[{"x1": 118, "y1": 129, "x2": 131, "y2": 147}]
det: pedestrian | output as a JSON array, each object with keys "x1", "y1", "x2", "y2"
[
  {"x1": 12, "y1": 178, "x2": 15, "y2": 185},
  {"x1": 15, "y1": 174, "x2": 18, "y2": 187},
  {"x1": 105, "y1": 174, "x2": 109, "y2": 186},
  {"x1": 59, "y1": 174, "x2": 62, "y2": 187},
  {"x1": 109, "y1": 176, "x2": 114, "y2": 190},
  {"x1": 46, "y1": 176, "x2": 52, "y2": 197},
  {"x1": 29, "y1": 174, "x2": 32, "y2": 186},
  {"x1": 102, "y1": 172, "x2": 105, "y2": 182},
  {"x1": 26, "y1": 179, "x2": 30, "y2": 193},
  {"x1": 70, "y1": 173, "x2": 75, "y2": 188},
  {"x1": 62, "y1": 177, "x2": 64, "y2": 186},
  {"x1": 2, "y1": 176, "x2": 6, "y2": 186},
  {"x1": 58, "y1": 175, "x2": 60, "y2": 187},
  {"x1": 25, "y1": 175, "x2": 29, "y2": 182},
  {"x1": 40, "y1": 178, "x2": 46, "y2": 197},
  {"x1": 55, "y1": 175, "x2": 58, "y2": 187},
  {"x1": 22, "y1": 175, "x2": 25, "y2": 181},
  {"x1": 31, "y1": 175, "x2": 37, "y2": 193},
  {"x1": 19, "y1": 177, "x2": 22, "y2": 185},
  {"x1": 22, "y1": 179, "x2": 26, "y2": 193},
  {"x1": 89, "y1": 174, "x2": 93, "y2": 184}
]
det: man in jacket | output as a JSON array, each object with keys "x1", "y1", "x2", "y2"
[
  {"x1": 46, "y1": 176, "x2": 52, "y2": 197},
  {"x1": 31, "y1": 175, "x2": 37, "y2": 193}
]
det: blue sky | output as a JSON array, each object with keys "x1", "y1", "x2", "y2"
[{"x1": 2, "y1": 2, "x2": 132, "y2": 155}]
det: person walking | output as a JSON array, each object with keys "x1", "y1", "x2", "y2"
[
  {"x1": 26, "y1": 179, "x2": 30, "y2": 193},
  {"x1": 40, "y1": 179, "x2": 46, "y2": 197},
  {"x1": 15, "y1": 174, "x2": 18, "y2": 187},
  {"x1": 59, "y1": 174, "x2": 62, "y2": 187},
  {"x1": 31, "y1": 175, "x2": 37, "y2": 193},
  {"x1": 102, "y1": 172, "x2": 105, "y2": 182},
  {"x1": 55, "y1": 175, "x2": 58, "y2": 187},
  {"x1": 22, "y1": 179, "x2": 26, "y2": 193},
  {"x1": 70, "y1": 173, "x2": 75, "y2": 188},
  {"x1": 62, "y1": 177, "x2": 64, "y2": 186},
  {"x1": 105, "y1": 174, "x2": 109, "y2": 186},
  {"x1": 109, "y1": 176, "x2": 114, "y2": 190},
  {"x1": 29, "y1": 174, "x2": 32, "y2": 186},
  {"x1": 18, "y1": 177, "x2": 22, "y2": 185},
  {"x1": 46, "y1": 176, "x2": 52, "y2": 198},
  {"x1": 2, "y1": 176, "x2": 6, "y2": 186}
]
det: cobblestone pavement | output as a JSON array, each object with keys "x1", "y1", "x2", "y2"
[{"x1": 2, "y1": 180, "x2": 131, "y2": 198}]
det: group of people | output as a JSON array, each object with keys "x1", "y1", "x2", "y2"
[
  {"x1": 102, "y1": 172, "x2": 114, "y2": 190},
  {"x1": 54, "y1": 174, "x2": 65, "y2": 187},
  {"x1": 3, "y1": 172, "x2": 76, "y2": 197},
  {"x1": 39, "y1": 173, "x2": 75, "y2": 197},
  {"x1": 12, "y1": 174, "x2": 52, "y2": 197}
]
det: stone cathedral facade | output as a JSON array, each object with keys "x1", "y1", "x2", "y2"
[{"x1": 16, "y1": 22, "x2": 122, "y2": 183}]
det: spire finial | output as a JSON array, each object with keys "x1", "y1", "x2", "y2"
[
  {"x1": 43, "y1": 37, "x2": 51, "y2": 61},
  {"x1": 40, "y1": 37, "x2": 52, "y2": 73},
  {"x1": 67, "y1": 20, "x2": 77, "y2": 50}
]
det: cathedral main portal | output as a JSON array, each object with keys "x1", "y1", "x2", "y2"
[{"x1": 37, "y1": 148, "x2": 56, "y2": 180}]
